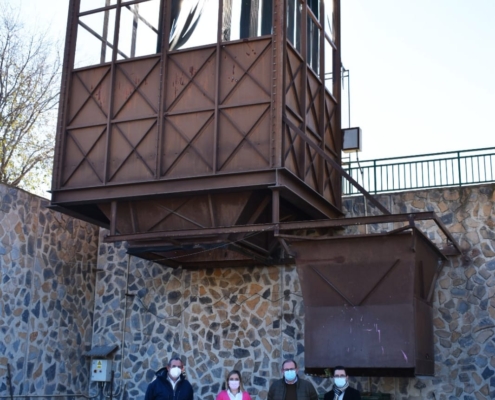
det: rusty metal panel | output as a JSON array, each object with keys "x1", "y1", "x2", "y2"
[
  {"x1": 67, "y1": 66, "x2": 111, "y2": 128},
  {"x1": 302, "y1": 129, "x2": 321, "y2": 192},
  {"x1": 108, "y1": 118, "x2": 158, "y2": 182},
  {"x1": 219, "y1": 39, "x2": 272, "y2": 106},
  {"x1": 98, "y1": 191, "x2": 255, "y2": 235},
  {"x1": 112, "y1": 57, "x2": 160, "y2": 120},
  {"x1": 414, "y1": 298, "x2": 434, "y2": 375},
  {"x1": 163, "y1": 47, "x2": 217, "y2": 178},
  {"x1": 162, "y1": 111, "x2": 215, "y2": 178},
  {"x1": 283, "y1": 112, "x2": 306, "y2": 179},
  {"x1": 165, "y1": 47, "x2": 217, "y2": 113},
  {"x1": 62, "y1": 126, "x2": 106, "y2": 188},
  {"x1": 305, "y1": 304, "x2": 415, "y2": 369},
  {"x1": 285, "y1": 47, "x2": 304, "y2": 119},
  {"x1": 217, "y1": 104, "x2": 271, "y2": 172},
  {"x1": 291, "y1": 231, "x2": 443, "y2": 376},
  {"x1": 323, "y1": 91, "x2": 340, "y2": 208},
  {"x1": 60, "y1": 65, "x2": 112, "y2": 189},
  {"x1": 217, "y1": 39, "x2": 272, "y2": 173},
  {"x1": 283, "y1": 45, "x2": 341, "y2": 205},
  {"x1": 305, "y1": 70, "x2": 321, "y2": 137},
  {"x1": 295, "y1": 235, "x2": 415, "y2": 307}
]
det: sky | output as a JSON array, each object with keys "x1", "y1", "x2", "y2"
[
  {"x1": 8, "y1": 0, "x2": 495, "y2": 162},
  {"x1": 340, "y1": 0, "x2": 495, "y2": 160}
]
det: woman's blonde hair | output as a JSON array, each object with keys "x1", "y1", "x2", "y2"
[{"x1": 225, "y1": 370, "x2": 244, "y2": 392}]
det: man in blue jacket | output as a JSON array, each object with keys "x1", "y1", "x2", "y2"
[{"x1": 145, "y1": 356, "x2": 194, "y2": 400}]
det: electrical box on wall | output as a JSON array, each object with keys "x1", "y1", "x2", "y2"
[{"x1": 90, "y1": 359, "x2": 112, "y2": 382}]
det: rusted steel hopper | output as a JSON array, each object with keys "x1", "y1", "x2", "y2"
[
  {"x1": 50, "y1": 0, "x2": 346, "y2": 266},
  {"x1": 290, "y1": 228, "x2": 447, "y2": 377}
]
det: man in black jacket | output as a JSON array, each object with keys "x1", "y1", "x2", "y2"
[
  {"x1": 145, "y1": 356, "x2": 194, "y2": 400},
  {"x1": 323, "y1": 366, "x2": 361, "y2": 400},
  {"x1": 267, "y1": 359, "x2": 318, "y2": 400}
]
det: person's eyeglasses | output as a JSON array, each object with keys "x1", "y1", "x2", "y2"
[
  {"x1": 283, "y1": 368, "x2": 296, "y2": 371},
  {"x1": 334, "y1": 375, "x2": 346, "y2": 378}
]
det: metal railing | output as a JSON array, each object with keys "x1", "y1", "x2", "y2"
[{"x1": 342, "y1": 147, "x2": 495, "y2": 195}]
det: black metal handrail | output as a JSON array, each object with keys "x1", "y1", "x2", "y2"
[{"x1": 342, "y1": 147, "x2": 495, "y2": 195}]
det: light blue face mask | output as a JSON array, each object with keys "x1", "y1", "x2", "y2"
[
  {"x1": 334, "y1": 377, "x2": 347, "y2": 388},
  {"x1": 284, "y1": 370, "x2": 297, "y2": 381}
]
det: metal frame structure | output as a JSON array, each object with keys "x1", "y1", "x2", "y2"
[
  {"x1": 51, "y1": 0, "x2": 354, "y2": 266},
  {"x1": 51, "y1": 0, "x2": 460, "y2": 267},
  {"x1": 50, "y1": 0, "x2": 462, "y2": 377}
]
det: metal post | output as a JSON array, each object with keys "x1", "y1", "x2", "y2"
[
  {"x1": 110, "y1": 201, "x2": 117, "y2": 235},
  {"x1": 110, "y1": 370, "x2": 114, "y2": 400},
  {"x1": 457, "y1": 151, "x2": 462, "y2": 187},
  {"x1": 373, "y1": 159, "x2": 377, "y2": 194},
  {"x1": 7, "y1": 363, "x2": 14, "y2": 400}
]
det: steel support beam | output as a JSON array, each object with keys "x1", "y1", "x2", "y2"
[{"x1": 104, "y1": 211, "x2": 461, "y2": 255}]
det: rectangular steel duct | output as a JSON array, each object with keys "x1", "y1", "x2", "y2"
[{"x1": 290, "y1": 229, "x2": 446, "y2": 377}]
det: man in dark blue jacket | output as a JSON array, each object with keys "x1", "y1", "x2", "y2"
[{"x1": 145, "y1": 357, "x2": 194, "y2": 400}]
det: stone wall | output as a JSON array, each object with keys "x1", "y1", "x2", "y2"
[
  {"x1": 1, "y1": 183, "x2": 494, "y2": 400},
  {"x1": 94, "y1": 231, "x2": 307, "y2": 400},
  {"x1": 0, "y1": 184, "x2": 99, "y2": 397}
]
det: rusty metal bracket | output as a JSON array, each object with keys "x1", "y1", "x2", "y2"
[
  {"x1": 277, "y1": 237, "x2": 295, "y2": 257},
  {"x1": 427, "y1": 259, "x2": 446, "y2": 304}
]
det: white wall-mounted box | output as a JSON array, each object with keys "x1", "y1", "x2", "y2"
[{"x1": 90, "y1": 359, "x2": 112, "y2": 382}]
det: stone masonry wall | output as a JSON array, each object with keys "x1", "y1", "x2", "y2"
[
  {"x1": 0, "y1": 184, "x2": 99, "y2": 397},
  {"x1": 1, "y1": 183, "x2": 494, "y2": 400},
  {"x1": 94, "y1": 230, "x2": 308, "y2": 400}
]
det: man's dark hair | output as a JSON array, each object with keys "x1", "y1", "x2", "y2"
[
  {"x1": 282, "y1": 359, "x2": 298, "y2": 369},
  {"x1": 168, "y1": 356, "x2": 183, "y2": 367},
  {"x1": 333, "y1": 366, "x2": 347, "y2": 375}
]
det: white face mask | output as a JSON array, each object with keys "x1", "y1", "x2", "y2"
[
  {"x1": 334, "y1": 377, "x2": 347, "y2": 388},
  {"x1": 169, "y1": 366, "x2": 182, "y2": 379},
  {"x1": 229, "y1": 380, "x2": 240, "y2": 390}
]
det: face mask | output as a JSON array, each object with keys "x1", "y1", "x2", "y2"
[
  {"x1": 334, "y1": 377, "x2": 347, "y2": 388},
  {"x1": 229, "y1": 380, "x2": 240, "y2": 390},
  {"x1": 169, "y1": 367, "x2": 182, "y2": 379},
  {"x1": 284, "y1": 370, "x2": 297, "y2": 381}
]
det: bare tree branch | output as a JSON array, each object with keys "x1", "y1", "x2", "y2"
[{"x1": 0, "y1": 3, "x2": 60, "y2": 193}]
